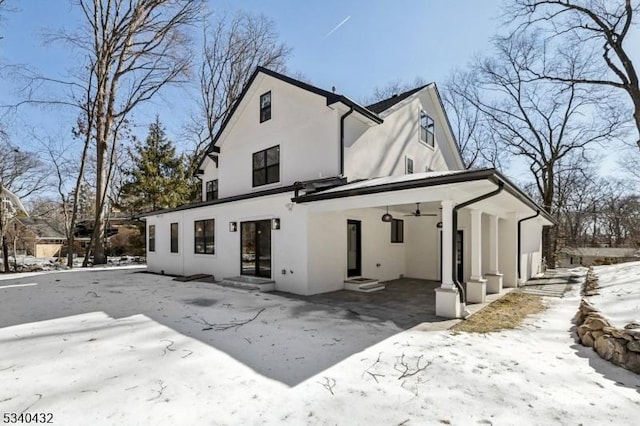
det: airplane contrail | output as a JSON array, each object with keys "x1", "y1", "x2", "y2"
[{"x1": 326, "y1": 16, "x2": 351, "y2": 37}]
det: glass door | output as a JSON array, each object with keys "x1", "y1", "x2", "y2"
[
  {"x1": 347, "y1": 220, "x2": 361, "y2": 277},
  {"x1": 241, "y1": 220, "x2": 272, "y2": 278}
]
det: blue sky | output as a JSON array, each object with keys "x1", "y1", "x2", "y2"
[{"x1": 0, "y1": 0, "x2": 504, "y2": 152}]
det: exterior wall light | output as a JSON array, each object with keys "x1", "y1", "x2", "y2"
[
  {"x1": 272, "y1": 218, "x2": 281, "y2": 230},
  {"x1": 436, "y1": 222, "x2": 443, "y2": 228},
  {"x1": 381, "y1": 206, "x2": 393, "y2": 222},
  {"x1": 229, "y1": 222, "x2": 237, "y2": 232}
]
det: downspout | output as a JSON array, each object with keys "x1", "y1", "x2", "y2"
[
  {"x1": 452, "y1": 182, "x2": 504, "y2": 305},
  {"x1": 339, "y1": 107, "x2": 354, "y2": 176},
  {"x1": 517, "y1": 210, "x2": 540, "y2": 282}
]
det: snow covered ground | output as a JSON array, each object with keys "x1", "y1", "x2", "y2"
[
  {"x1": 1, "y1": 267, "x2": 639, "y2": 425},
  {"x1": 591, "y1": 261, "x2": 640, "y2": 329}
]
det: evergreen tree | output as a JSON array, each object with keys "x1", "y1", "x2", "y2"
[{"x1": 120, "y1": 117, "x2": 191, "y2": 213}]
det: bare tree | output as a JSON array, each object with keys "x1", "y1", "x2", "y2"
[
  {"x1": 507, "y1": 0, "x2": 640, "y2": 147},
  {"x1": 364, "y1": 77, "x2": 428, "y2": 105},
  {"x1": 443, "y1": 72, "x2": 505, "y2": 169},
  {"x1": 449, "y1": 33, "x2": 626, "y2": 266},
  {"x1": 52, "y1": 0, "x2": 204, "y2": 264},
  {"x1": 186, "y1": 10, "x2": 291, "y2": 183}
]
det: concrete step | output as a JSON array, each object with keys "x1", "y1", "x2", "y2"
[
  {"x1": 344, "y1": 279, "x2": 385, "y2": 292},
  {"x1": 219, "y1": 277, "x2": 275, "y2": 292}
]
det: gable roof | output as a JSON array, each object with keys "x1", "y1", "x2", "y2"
[
  {"x1": 0, "y1": 187, "x2": 28, "y2": 216},
  {"x1": 201, "y1": 67, "x2": 382, "y2": 159},
  {"x1": 14, "y1": 217, "x2": 66, "y2": 239},
  {"x1": 365, "y1": 85, "x2": 429, "y2": 114}
]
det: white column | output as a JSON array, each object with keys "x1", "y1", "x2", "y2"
[
  {"x1": 439, "y1": 200, "x2": 455, "y2": 290},
  {"x1": 467, "y1": 209, "x2": 486, "y2": 303},
  {"x1": 436, "y1": 200, "x2": 462, "y2": 318},
  {"x1": 469, "y1": 209, "x2": 483, "y2": 281},
  {"x1": 486, "y1": 214, "x2": 503, "y2": 293}
]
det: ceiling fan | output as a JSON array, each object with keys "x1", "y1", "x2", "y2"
[{"x1": 404, "y1": 203, "x2": 437, "y2": 217}]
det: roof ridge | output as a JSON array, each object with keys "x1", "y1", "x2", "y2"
[{"x1": 365, "y1": 84, "x2": 430, "y2": 114}]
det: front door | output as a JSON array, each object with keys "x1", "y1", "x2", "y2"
[
  {"x1": 241, "y1": 220, "x2": 272, "y2": 278},
  {"x1": 456, "y1": 230, "x2": 464, "y2": 282},
  {"x1": 347, "y1": 220, "x2": 362, "y2": 277}
]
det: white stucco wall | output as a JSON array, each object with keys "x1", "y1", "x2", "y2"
[
  {"x1": 215, "y1": 75, "x2": 340, "y2": 198},
  {"x1": 519, "y1": 219, "x2": 544, "y2": 282},
  {"x1": 306, "y1": 207, "x2": 408, "y2": 294},
  {"x1": 199, "y1": 158, "x2": 219, "y2": 201},
  {"x1": 404, "y1": 216, "x2": 441, "y2": 281},
  {"x1": 344, "y1": 88, "x2": 462, "y2": 181},
  {"x1": 145, "y1": 193, "x2": 309, "y2": 294}
]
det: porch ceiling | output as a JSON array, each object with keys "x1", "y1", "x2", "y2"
[{"x1": 293, "y1": 169, "x2": 554, "y2": 224}]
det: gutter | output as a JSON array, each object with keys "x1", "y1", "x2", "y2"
[
  {"x1": 517, "y1": 210, "x2": 540, "y2": 281},
  {"x1": 452, "y1": 182, "x2": 504, "y2": 307},
  {"x1": 339, "y1": 107, "x2": 354, "y2": 176}
]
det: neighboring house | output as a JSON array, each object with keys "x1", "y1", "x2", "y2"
[
  {"x1": 140, "y1": 67, "x2": 554, "y2": 319},
  {"x1": 7, "y1": 217, "x2": 66, "y2": 258},
  {"x1": 558, "y1": 247, "x2": 640, "y2": 267}
]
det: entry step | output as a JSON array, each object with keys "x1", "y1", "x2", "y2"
[
  {"x1": 344, "y1": 278, "x2": 385, "y2": 292},
  {"x1": 220, "y1": 276, "x2": 275, "y2": 292}
]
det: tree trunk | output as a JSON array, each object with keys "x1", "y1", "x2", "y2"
[{"x1": 1, "y1": 235, "x2": 9, "y2": 273}]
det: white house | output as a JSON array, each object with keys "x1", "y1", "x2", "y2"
[{"x1": 140, "y1": 67, "x2": 554, "y2": 319}]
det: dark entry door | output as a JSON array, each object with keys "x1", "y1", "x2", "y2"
[
  {"x1": 241, "y1": 220, "x2": 272, "y2": 278},
  {"x1": 456, "y1": 230, "x2": 464, "y2": 282},
  {"x1": 439, "y1": 230, "x2": 464, "y2": 282},
  {"x1": 347, "y1": 220, "x2": 362, "y2": 277}
]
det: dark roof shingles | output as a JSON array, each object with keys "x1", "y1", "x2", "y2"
[{"x1": 365, "y1": 85, "x2": 428, "y2": 114}]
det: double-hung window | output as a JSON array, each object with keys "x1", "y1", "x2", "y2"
[
  {"x1": 170, "y1": 223, "x2": 179, "y2": 253},
  {"x1": 420, "y1": 110, "x2": 435, "y2": 147},
  {"x1": 205, "y1": 179, "x2": 218, "y2": 201},
  {"x1": 194, "y1": 219, "x2": 215, "y2": 254},
  {"x1": 148, "y1": 225, "x2": 155, "y2": 252},
  {"x1": 252, "y1": 145, "x2": 280, "y2": 187},
  {"x1": 260, "y1": 91, "x2": 271, "y2": 123},
  {"x1": 391, "y1": 219, "x2": 404, "y2": 243},
  {"x1": 406, "y1": 157, "x2": 414, "y2": 174}
]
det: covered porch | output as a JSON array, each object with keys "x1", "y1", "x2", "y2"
[{"x1": 293, "y1": 169, "x2": 555, "y2": 319}]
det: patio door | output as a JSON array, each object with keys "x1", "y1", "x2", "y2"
[
  {"x1": 347, "y1": 220, "x2": 362, "y2": 277},
  {"x1": 241, "y1": 220, "x2": 272, "y2": 278}
]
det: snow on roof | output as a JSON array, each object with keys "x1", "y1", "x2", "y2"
[{"x1": 318, "y1": 170, "x2": 470, "y2": 194}]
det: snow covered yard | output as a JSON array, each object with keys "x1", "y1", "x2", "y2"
[
  {"x1": 1, "y1": 267, "x2": 639, "y2": 425},
  {"x1": 591, "y1": 261, "x2": 640, "y2": 329}
]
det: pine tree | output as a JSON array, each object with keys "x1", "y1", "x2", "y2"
[{"x1": 120, "y1": 116, "x2": 191, "y2": 213}]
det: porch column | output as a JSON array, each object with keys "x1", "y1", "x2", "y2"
[
  {"x1": 466, "y1": 209, "x2": 486, "y2": 303},
  {"x1": 435, "y1": 199, "x2": 462, "y2": 318},
  {"x1": 485, "y1": 214, "x2": 503, "y2": 294},
  {"x1": 500, "y1": 212, "x2": 519, "y2": 288}
]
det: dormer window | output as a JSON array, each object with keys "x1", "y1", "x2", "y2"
[
  {"x1": 253, "y1": 145, "x2": 280, "y2": 187},
  {"x1": 420, "y1": 110, "x2": 434, "y2": 147},
  {"x1": 260, "y1": 91, "x2": 271, "y2": 123}
]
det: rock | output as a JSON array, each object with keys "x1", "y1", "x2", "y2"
[
  {"x1": 625, "y1": 352, "x2": 640, "y2": 374},
  {"x1": 583, "y1": 316, "x2": 611, "y2": 331},
  {"x1": 582, "y1": 332, "x2": 594, "y2": 347},
  {"x1": 577, "y1": 324, "x2": 590, "y2": 338},
  {"x1": 627, "y1": 339, "x2": 640, "y2": 353},
  {"x1": 623, "y1": 329, "x2": 640, "y2": 339},
  {"x1": 591, "y1": 330, "x2": 605, "y2": 341},
  {"x1": 624, "y1": 322, "x2": 640, "y2": 330},
  {"x1": 603, "y1": 327, "x2": 629, "y2": 340}
]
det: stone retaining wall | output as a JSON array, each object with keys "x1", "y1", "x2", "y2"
[{"x1": 574, "y1": 267, "x2": 640, "y2": 374}]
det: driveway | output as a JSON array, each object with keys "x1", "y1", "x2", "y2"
[{"x1": 0, "y1": 267, "x2": 408, "y2": 386}]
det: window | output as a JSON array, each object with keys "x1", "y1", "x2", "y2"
[
  {"x1": 406, "y1": 157, "x2": 414, "y2": 174},
  {"x1": 253, "y1": 145, "x2": 280, "y2": 187},
  {"x1": 194, "y1": 219, "x2": 215, "y2": 254},
  {"x1": 420, "y1": 110, "x2": 435, "y2": 147},
  {"x1": 391, "y1": 219, "x2": 404, "y2": 243},
  {"x1": 148, "y1": 225, "x2": 155, "y2": 252},
  {"x1": 170, "y1": 223, "x2": 179, "y2": 253},
  {"x1": 205, "y1": 179, "x2": 218, "y2": 201},
  {"x1": 260, "y1": 91, "x2": 271, "y2": 123}
]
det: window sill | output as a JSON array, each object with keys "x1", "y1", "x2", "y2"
[
  {"x1": 252, "y1": 181, "x2": 282, "y2": 191},
  {"x1": 418, "y1": 139, "x2": 435, "y2": 150}
]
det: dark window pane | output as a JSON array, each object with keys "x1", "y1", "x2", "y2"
[
  {"x1": 261, "y1": 92, "x2": 271, "y2": 108},
  {"x1": 260, "y1": 92, "x2": 271, "y2": 123},
  {"x1": 253, "y1": 152, "x2": 265, "y2": 169},
  {"x1": 391, "y1": 219, "x2": 404, "y2": 243},
  {"x1": 266, "y1": 146, "x2": 279, "y2": 166},
  {"x1": 266, "y1": 165, "x2": 279, "y2": 184},
  {"x1": 170, "y1": 223, "x2": 178, "y2": 253},
  {"x1": 253, "y1": 170, "x2": 266, "y2": 186},
  {"x1": 148, "y1": 225, "x2": 155, "y2": 252}
]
